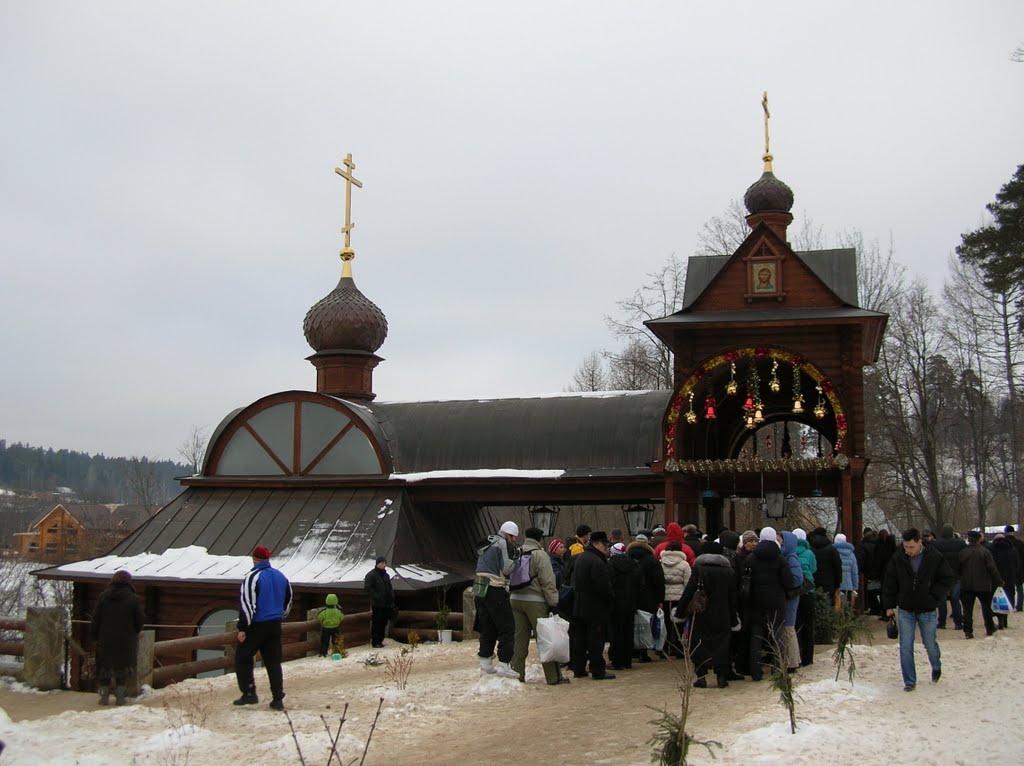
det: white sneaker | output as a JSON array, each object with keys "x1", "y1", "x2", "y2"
[
  {"x1": 495, "y1": 661, "x2": 518, "y2": 678},
  {"x1": 479, "y1": 656, "x2": 496, "y2": 674}
]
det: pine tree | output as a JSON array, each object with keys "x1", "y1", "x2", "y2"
[{"x1": 956, "y1": 165, "x2": 1024, "y2": 292}]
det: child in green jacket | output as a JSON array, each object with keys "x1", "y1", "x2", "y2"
[{"x1": 318, "y1": 594, "x2": 344, "y2": 656}]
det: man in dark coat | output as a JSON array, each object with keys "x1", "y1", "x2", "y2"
[
  {"x1": 741, "y1": 527, "x2": 797, "y2": 681},
  {"x1": 676, "y1": 541, "x2": 738, "y2": 688},
  {"x1": 959, "y1": 530, "x2": 1003, "y2": 639},
  {"x1": 571, "y1": 530, "x2": 615, "y2": 680},
  {"x1": 364, "y1": 555, "x2": 397, "y2": 648},
  {"x1": 608, "y1": 542, "x2": 641, "y2": 669},
  {"x1": 858, "y1": 528, "x2": 881, "y2": 615},
  {"x1": 883, "y1": 528, "x2": 954, "y2": 691},
  {"x1": 235, "y1": 545, "x2": 293, "y2": 710},
  {"x1": 990, "y1": 534, "x2": 1020, "y2": 629},
  {"x1": 931, "y1": 525, "x2": 965, "y2": 629},
  {"x1": 90, "y1": 570, "x2": 145, "y2": 706},
  {"x1": 627, "y1": 536, "x2": 665, "y2": 663},
  {"x1": 1003, "y1": 525, "x2": 1024, "y2": 611},
  {"x1": 808, "y1": 527, "x2": 843, "y2": 599}
]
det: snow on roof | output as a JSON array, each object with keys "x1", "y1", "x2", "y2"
[
  {"x1": 49, "y1": 545, "x2": 448, "y2": 586},
  {"x1": 375, "y1": 389, "x2": 658, "y2": 405},
  {"x1": 391, "y1": 468, "x2": 565, "y2": 482}
]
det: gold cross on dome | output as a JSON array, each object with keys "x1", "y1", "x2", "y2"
[
  {"x1": 334, "y1": 153, "x2": 363, "y2": 262},
  {"x1": 761, "y1": 91, "x2": 774, "y2": 172}
]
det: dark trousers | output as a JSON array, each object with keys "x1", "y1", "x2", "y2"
[
  {"x1": 960, "y1": 590, "x2": 995, "y2": 636},
  {"x1": 319, "y1": 627, "x2": 340, "y2": 656},
  {"x1": 938, "y1": 580, "x2": 963, "y2": 628},
  {"x1": 571, "y1": 616, "x2": 608, "y2": 678},
  {"x1": 475, "y1": 589, "x2": 515, "y2": 662},
  {"x1": 370, "y1": 606, "x2": 391, "y2": 646},
  {"x1": 608, "y1": 611, "x2": 633, "y2": 668},
  {"x1": 731, "y1": 628, "x2": 751, "y2": 675},
  {"x1": 236, "y1": 620, "x2": 283, "y2": 700},
  {"x1": 796, "y1": 592, "x2": 816, "y2": 666}
]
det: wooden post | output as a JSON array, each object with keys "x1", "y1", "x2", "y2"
[
  {"x1": 23, "y1": 606, "x2": 64, "y2": 691},
  {"x1": 135, "y1": 629, "x2": 155, "y2": 694},
  {"x1": 841, "y1": 468, "x2": 854, "y2": 537}
]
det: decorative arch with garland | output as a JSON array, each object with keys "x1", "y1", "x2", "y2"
[{"x1": 663, "y1": 346, "x2": 849, "y2": 472}]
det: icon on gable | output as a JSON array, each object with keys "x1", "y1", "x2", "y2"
[{"x1": 744, "y1": 247, "x2": 786, "y2": 303}]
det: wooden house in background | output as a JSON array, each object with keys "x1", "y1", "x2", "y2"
[{"x1": 16, "y1": 503, "x2": 156, "y2": 562}]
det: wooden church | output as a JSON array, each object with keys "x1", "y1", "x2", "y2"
[{"x1": 39, "y1": 106, "x2": 886, "y2": 688}]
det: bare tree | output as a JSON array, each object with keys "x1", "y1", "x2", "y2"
[
  {"x1": 695, "y1": 199, "x2": 749, "y2": 256},
  {"x1": 607, "y1": 339, "x2": 662, "y2": 391},
  {"x1": 845, "y1": 230, "x2": 905, "y2": 314},
  {"x1": 178, "y1": 425, "x2": 208, "y2": 475},
  {"x1": 125, "y1": 456, "x2": 160, "y2": 511},
  {"x1": 603, "y1": 253, "x2": 686, "y2": 389},
  {"x1": 1012, "y1": 45, "x2": 1023, "y2": 63},
  {"x1": 567, "y1": 351, "x2": 608, "y2": 393}
]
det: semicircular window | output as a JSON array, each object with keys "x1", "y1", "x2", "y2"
[{"x1": 213, "y1": 400, "x2": 384, "y2": 477}]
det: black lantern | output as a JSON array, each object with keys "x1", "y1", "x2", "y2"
[
  {"x1": 622, "y1": 504, "x2": 655, "y2": 537},
  {"x1": 528, "y1": 505, "x2": 560, "y2": 537}
]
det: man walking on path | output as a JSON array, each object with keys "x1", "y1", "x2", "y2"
[
  {"x1": 235, "y1": 545, "x2": 293, "y2": 710},
  {"x1": 882, "y1": 528, "x2": 954, "y2": 692},
  {"x1": 959, "y1": 529, "x2": 1003, "y2": 639},
  {"x1": 931, "y1": 525, "x2": 965, "y2": 630}
]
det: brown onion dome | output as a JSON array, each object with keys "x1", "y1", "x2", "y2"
[
  {"x1": 743, "y1": 163, "x2": 795, "y2": 215},
  {"x1": 303, "y1": 275, "x2": 388, "y2": 353}
]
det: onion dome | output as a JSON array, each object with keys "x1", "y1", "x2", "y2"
[
  {"x1": 303, "y1": 272, "x2": 388, "y2": 353},
  {"x1": 743, "y1": 154, "x2": 795, "y2": 215}
]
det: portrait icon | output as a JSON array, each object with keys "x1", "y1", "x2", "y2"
[{"x1": 752, "y1": 262, "x2": 776, "y2": 293}]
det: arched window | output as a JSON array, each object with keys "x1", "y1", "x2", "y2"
[{"x1": 195, "y1": 608, "x2": 240, "y2": 678}]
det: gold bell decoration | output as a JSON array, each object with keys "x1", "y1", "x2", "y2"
[
  {"x1": 769, "y1": 360, "x2": 781, "y2": 393},
  {"x1": 792, "y1": 397, "x2": 805, "y2": 414},
  {"x1": 726, "y1": 362, "x2": 738, "y2": 396},
  {"x1": 745, "y1": 411, "x2": 756, "y2": 430},
  {"x1": 685, "y1": 392, "x2": 698, "y2": 424},
  {"x1": 814, "y1": 385, "x2": 827, "y2": 419},
  {"x1": 753, "y1": 401, "x2": 765, "y2": 424}
]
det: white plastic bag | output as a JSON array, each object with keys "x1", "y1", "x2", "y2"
[
  {"x1": 536, "y1": 614, "x2": 570, "y2": 664},
  {"x1": 992, "y1": 586, "x2": 1013, "y2": 614},
  {"x1": 634, "y1": 609, "x2": 654, "y2": 649},
  {"x1": 652, "y1": 607, "x2": 667, "y2": 652}
]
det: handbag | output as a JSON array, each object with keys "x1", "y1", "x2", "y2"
[
  {"x1": 536, "y1": 615, "x2": 571, "y2": 664},
  {"x1": 886, "y1": 615, "x2": 899, "y2": 640},
  {"x1": 652, "y1": 608, "x2": 667, "y2": 652},
  {"x1": 688, "y1": 575, "x2": 708, "y2": 614},
  {"x1": 992, "y1": 586, "x2": 1013, "y2": 614}
]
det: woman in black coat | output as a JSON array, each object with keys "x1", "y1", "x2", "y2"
[
  {"x1": 990, "y1": 534, "x2": 1021, "y2": 629},
  {"x1": 627, "y1": 539, "x2": 665, "y2": 662},
  {"x1": 608, "y1": 546, "x2": 641, "y2": 669},
  {"x1": 676, "y1": 542, "x2": 738, "y2": 688},
  {"x1": 742, "y1": 530, "x2": 797, "y2": 681},
  {"x1": 90, "y1": 570, "x2": 145, "y2": 706}
]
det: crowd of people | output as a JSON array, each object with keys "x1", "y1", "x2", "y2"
[{"x1": 472, "y1": 519, "x2": 1024, "y2": 692}]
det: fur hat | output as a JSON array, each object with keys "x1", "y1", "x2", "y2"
[
  {"x1": 251, "y1": 545, "x2": 272, "y2": 560},
  {"x1": 548, "y1": 538, "x2": 564, "y2": 554},
  {"x1": 759, "y1": 527, "x2": 778, "y2": 544},
  {"x1": 702, "y1": 541, "x2": 724, "y2": 556}
]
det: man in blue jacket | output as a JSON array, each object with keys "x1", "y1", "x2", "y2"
[{"x1": 234, "y1": 545, "x2": 293, "y2": 710}]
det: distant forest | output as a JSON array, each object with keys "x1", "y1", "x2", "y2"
[{"x1": 0, "y1": 439, "x2": 188, "y2": 505}]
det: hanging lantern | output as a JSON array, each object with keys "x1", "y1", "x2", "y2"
[
  {"x1": 792, "y1": 397, "x2": 804, "y2": 414},
  {"x1": 685, "y1": 392, "x2": 698, "y2": 424},
  {"x1": 726, "y1": 362, "x2": 738, "y2": 395},
  {"x1": 704, "y1": 396, "x2": 717, "y2": 420},
  {"x1": 769, "y1": 360, "x2": 781, "y2": 393}
]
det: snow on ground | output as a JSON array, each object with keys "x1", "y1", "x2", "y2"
[{"x1": 1, "y1": 617, "x2": 1023, "y2": 765}]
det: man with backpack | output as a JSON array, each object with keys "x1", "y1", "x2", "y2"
[
  {"x1": 473, "y1": 520, "x2": 521, "y2": 678},
  {"x1": 509, "y1": 527, "x2": 566, "y2": 684}
]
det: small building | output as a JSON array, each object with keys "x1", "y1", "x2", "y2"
[{"x1": 15, "y1": 503, "x2": 156, "y2": 562}]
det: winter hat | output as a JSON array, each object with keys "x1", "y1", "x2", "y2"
[
  {"x1": 589, "y1": 530, "x2": 610, "y2": 545},
  {"x1": 702, "y1": 541, "x2": 724, "y2": 556},
  {"x1": 524, "y1": 526, "x2": 544, "y2": 542},
  {"x1": 325, "y1": 593, "x2": 339, "y2": 606},
  {"x1": 967, "y1": 530, "x2": 982, "y2": 541},
  {"x1": 759, "y1": 527, "x2": 778, "y2": 544},
  {"x1": 112, "y1": 570, "x2": 132, "y2": 585},
  {"x1": 741, "y1": 530, "x2": 758, "y2": 546},
  {"x1": 942, "y1": 525, "x2": 955, "y2": 538},
  {"x1": 251, "y1": 545, "x2": 272, "y2": 560},
  {"x1": 634, "y1": 533, "x2": 650, "y2": 543},
  {"x1": 499, "y1": 521, "x2": 520, "y2": 537},
  {"x1": 793, "y1": 528, "x2": 807, "y2": 541},
  {"x1": 835, "y1": 533, "x2": 847, "y2": 544},
  {"x1": 548, "y1": 539, "x2": 564, "y2": 554},
  {"x1": 719, "y1": 530, "x2": 740, "y2": 550},
  {"x1": 375, "y1": 555, "x2": 387, "y2": 564},
  {"x1": 575, "y1": 523, "x2": 592, "y2": 537},
  {"x1": 610, "y1": 543, "x2": 626, "y2": 556},
  {"x1": 653, "y1": 526, "x2": 667, "y2": 535}
]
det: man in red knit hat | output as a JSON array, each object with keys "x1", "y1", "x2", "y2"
[{"x1": 234, "y1": 545, "x2": 292, "y2": 710}]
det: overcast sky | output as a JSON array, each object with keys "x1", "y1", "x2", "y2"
[{"x1": 2, "y1": 2, "x2": 1022, "y2": 463}]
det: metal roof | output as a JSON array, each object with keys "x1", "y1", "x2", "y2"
[
  {"x1": 681, "y1": 248, "x2": 860, "y2": 310},
  {"x1": 647, "y1": 306, "x2": 887, "y2": 328},
  {"x1": 370, "y1": 390, "x2": 671, "y2": 474}
]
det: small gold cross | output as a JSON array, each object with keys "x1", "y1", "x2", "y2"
[{"x1": 334, "y1": 153, "x2": 363, "y2": 262}]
